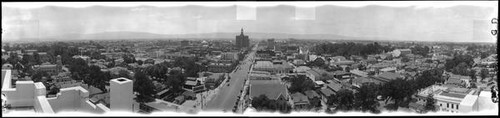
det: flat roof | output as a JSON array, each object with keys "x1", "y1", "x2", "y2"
[
  {"x1": 439, "y1": 92, "x2": 467, "y2": 99},
  {"x1": 460, "y1": 94, "x2": 479, "y2": 106}
]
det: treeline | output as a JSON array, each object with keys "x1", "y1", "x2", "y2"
[
  {"x1": 311, "y1": 42, "x2": 393, "y2": 58},
  {"x1": 444, "y1": 54, "x2": 474, "y2": 76}
]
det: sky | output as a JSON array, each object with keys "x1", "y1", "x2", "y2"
[{"x1": 1, "y1": 1, "x2": 498, "y2": 42}]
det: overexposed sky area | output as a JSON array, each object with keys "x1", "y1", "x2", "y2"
[{"x1": 2, "y1": 1, "x2": 498, "y2": 42}]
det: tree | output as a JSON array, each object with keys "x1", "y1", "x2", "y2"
[
  {"x1": 31, "y1": 70, "x2": 49, "y2": 82},
  {"x1": 47, "y1": 86, "x2": 60, "y2": 95},
  {"x1": 133, "y1": 69, "x2": 156, "y2": 103},
  {"x1": 424, "y1": 94, "x2": 436, "y2": 112},
  {"x1": 445, "y1": 54, "x2": 474, "y2": 73},
  {"x1": 287, "y1": 75, "x2": 315, "y2": 93},
  {"x1": 354, "y1": 83, "x2": 380, "y2": 113},
  {"x1": 137, "y1": 60, "x2": 143, "y2": 65},
  {"x1": 251, "y1": 95, "x2": 270, "y2": 111},
  {"x1": 452, "y1": 62, "x2": 470, "y2": 76},
  {"x1": 335, "y1": 89, "x2": 355, "y2": 111},
  {"x1": 469, "y1": 69, "x2": 477, "y2": 82},
  {"x1": 415, "y1": 69, "x2": 445, "y2": 90},
  {"x1": 166, "y1": 69, "x2": 186, "y2": 92},
  {"x1": 69, "y1": 58, "x2": 90, "y2": 81},
  {"x1": 88, "y1": 65, "x2": 108, "y2": 92},
  {"x1": 380, "y1": 78, "x2": 416, "y2": 108},
  {"x1": 122, "y1": 53, "x2": 136, "y2": 64},
  {"x1": 480, "y1": 69, "x2": 489, "y2": 82},
  {"x1": 401, "y1": 56, "x2": 411, "y2": 63}
]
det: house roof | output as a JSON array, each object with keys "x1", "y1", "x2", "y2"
[
  {"x1": 332, "y1": 70, "x2": 350, "y2": 76},
  {"x1": 353, "y1": 77, "x2": 383, "y2": 85},
  {"x1": 409, "y1": 102, "x2": 425, "y2": 110},
  {"x1": 304, "y1": 90, "x2": 320, "y2": 99},
  {"x1": 250, "y1": 83, "x2": 288, "y2": 100},
  {"x1": 326, "y1": 81, "x2": 342, "y2": 92},
  {"x1": 291, "y1": 92, "x2": 309, "y2": 103},
  {"x1": 254, "y1": 61, "x2": 274, "y2": 68},
  {"x1": 377, "y1": 72, "x2": 403, "y2": 81},
  {"x1": 350, "y1": 70, "x2": 368, "y2": 77},
  {"x1": 185, "y1": 80, "x2": 198, "y2": 86},
  {"x1": 183, "y1": 91, "x2": 196, "y2": 98},
  {"x1": 319, "y1": 88, "x2": 335, "y2": 97},
  {"x1": 446, "y1": 79, "x2": 463, "y2": 84}
]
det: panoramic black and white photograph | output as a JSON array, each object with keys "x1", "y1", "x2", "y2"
[{"x1": 1, "y1": 1, "x2": 498, "y2": 117}]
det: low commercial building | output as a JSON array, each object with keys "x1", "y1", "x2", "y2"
[
  {"x1": 183, "y1": 77, "x2": 206, "y2": 93},
  {"x1": 252, "y1": 60, "x2": 294, "y2": 75},
  {"x1": 414, "y1": 84, "x2": 497, "y2": 113},
  {"x1": 207, "y1": 62, "x2": 233, "y2": 73}
]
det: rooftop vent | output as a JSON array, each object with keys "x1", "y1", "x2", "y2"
[{"x1": 117, "y1": 79, "x2": 127, "y2": 82}]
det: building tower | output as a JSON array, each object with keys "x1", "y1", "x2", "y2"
[
  {"x1": 235, "y1": 28, "x2": 249, "y2": 49},
  {"x1": 56, "y1": 55, "x2": 62, "y2": 72},
  {"x1": 110, "y1": 78, "x2": 134, "y2": 112}
]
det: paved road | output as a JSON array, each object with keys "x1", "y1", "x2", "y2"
[{"x1": 205, "y1": 45, "x2": 258, "y2": 111}]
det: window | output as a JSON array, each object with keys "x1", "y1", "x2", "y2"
[
  {"x1": 440, "y1": 104, "x2": 442, "y2": 107},
  {"x1": 451, "y1": 104, "x2": 454, "y2": 109},
  {"x1": 457, "y1": 105, "x2": 459, "y2": 110},
  {"x1": 447, "y1": 103, "x2": 449, "y2": 108}
]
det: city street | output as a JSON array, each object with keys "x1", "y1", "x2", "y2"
[{"x1": 205, "y1": 44, "x2": 258, "y2": 112}]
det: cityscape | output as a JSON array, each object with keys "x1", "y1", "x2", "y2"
[{"x1": 1, "y1": 1, "x2": 499, "y2": 116}]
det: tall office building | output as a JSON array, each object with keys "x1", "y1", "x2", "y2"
[
  {"x1": 267, "y1": 38, "x2": 275, "y2": 50},
  {"x1": 235, "y1": 28, "x2": 249, "y2": 49}
]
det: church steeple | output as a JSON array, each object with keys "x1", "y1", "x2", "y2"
[{"x1": 240, "y1": 28, "x2": 244, "y2": 36}]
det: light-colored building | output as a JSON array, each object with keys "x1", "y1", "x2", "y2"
[
  {"x1": 253, "y1": 60, "x2": 294, "y2": 75},
  {"x1": 221, "y1": 52, "x2": 238, "y2": 61},
  {"x1": 414, "y1": 85, "x2": 496, "y2": 113},
  {"x1": 110, "y1": 78, "x2": 134, "y2": 112},
  {"x1": 392, "y1": 49, "x2": 412, "y2": 57},
  {"x1": 2, "y1": 69, "x2": 137, "y2": 114}
]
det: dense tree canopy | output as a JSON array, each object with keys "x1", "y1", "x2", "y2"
[
  {"x1": 31, "y1": 70, "x2": 50, "y2": 82},
  {"x1": 133, "y1": 69, "x2": 156, "y2": 103},
  {"x1": 354, "y1": 83, "x2": 380, "y2": 113},
  {"x1": 480, "y1": 69, "x2": 489, "y2": 81},
  {"x1": 285, "y1": 75, "x2": 315, "y2": 93},
  {"x1": 87, "y1": 65, "x2": 109, "y2": 92},
  {"x1": 414, "y1": 69, "x2": 445, "y2": 90},
  {"x1": 311, "y1": 42, "x2": 393, "y2": 58},
  {"x1": 333, "y1": 89, "x2": 355, "y2": 111},
  {"x1": 445, "y1": 54, "x2": 474, "y2": 75},
  {"x1": 410, "y1": 45, "x2": 431, "y2": 57},
  {"x1": 379, "y1": 78, "x2": 416, "y2": 109},
  {"x1": 424, "y1": 94, "x2": 436, "y2": 112}
]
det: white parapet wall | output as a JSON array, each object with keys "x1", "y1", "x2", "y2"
[
  {"x1": 2, "y1": 69, "x2": 111, "y2": 114},
  {"x1": 2, "y1": 81, "x2": 36, "y2": 107},
  {"x1": 110, "y1": 78, "x2": 133, "y2": 112}
]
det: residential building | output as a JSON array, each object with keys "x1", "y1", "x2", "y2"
[
  {"x1": 249, "y1": 83, "x2": 289, "y2": 101},
  {"x1": 291, "y1": 92, "x2": 310, "y2": 110},
  {"x1": 183, "y1": 77, "x2": 206, "y2": 93}
]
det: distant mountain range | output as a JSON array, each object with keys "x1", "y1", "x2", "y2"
[{"x1": 25, "y1": 31, "x2": 367, "y2": 41}]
